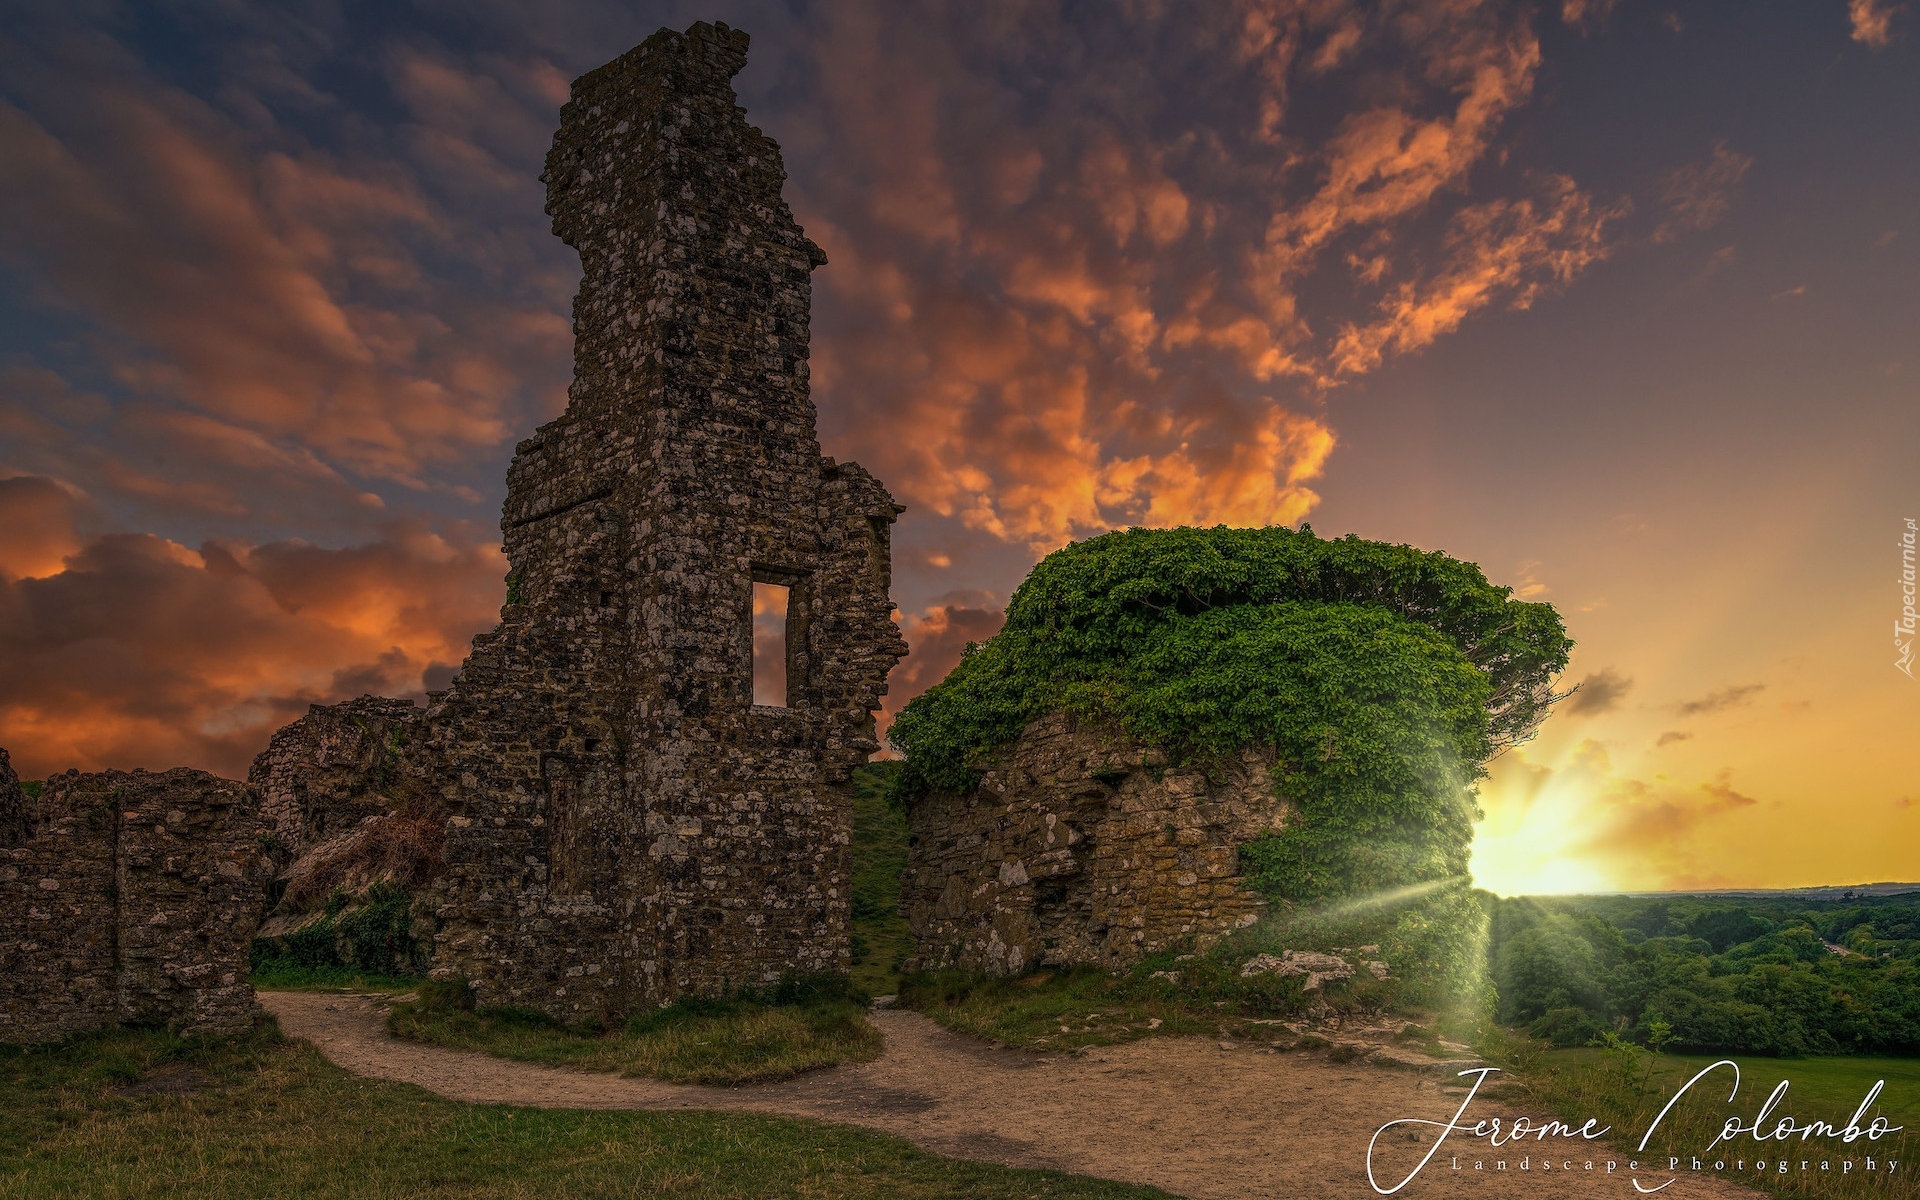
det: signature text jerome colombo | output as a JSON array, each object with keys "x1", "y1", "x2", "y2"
[{"x1": 1367, "y1": 1061, "x2": 1903, "y2": 1195}]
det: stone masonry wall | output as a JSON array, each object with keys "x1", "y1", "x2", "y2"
[
  {"x1": 249, "y1": 696, "x2": 427, "y2": 857},
  {"x1": 903, "y1": 714, "x2": 1292, "y2": 975},
  {"x1": 0, "y1": 764, "x2": 272, "y2": 1044},
  {"x1": 0, "y1": 764, "x2": 117, "y2": 1044},
  {"x1": 420, "y1": 21, "x2": 906, "y2": 1024}
]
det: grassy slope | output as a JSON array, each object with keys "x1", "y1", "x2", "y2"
[
  {"x1": 849, "y1": 764, "x2": 913, "y2": 997},
  {"x1": 0, "y1": 1023, "x2": 1173, "y2": 1200},
  {"x1": 1595, "y1": 1050, "x2": 1920, "y2": 1129}
]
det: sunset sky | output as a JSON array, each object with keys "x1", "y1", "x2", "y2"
[{"x1": 1, "y1": 1, "x2": 1914, "y2": 894}]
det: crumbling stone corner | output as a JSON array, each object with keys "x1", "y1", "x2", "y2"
[{"x1": 903, "y1": 714, "x2": 1290, "y2": 975}]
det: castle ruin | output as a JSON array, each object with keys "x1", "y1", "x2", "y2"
[
  {"x1": 245, "y1": 22, "x2": 907, "y2": 1024},
  {"x1": 1, "y1": 21, "x2": 906, "y2": 1040},
  {"x1": 420, "y1": 21, "x2": 906, "y2": 1021}
]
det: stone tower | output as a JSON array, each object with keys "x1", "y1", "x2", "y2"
[{"x1": 426, "y1": 21, "x2": 906, "y2": 1022}]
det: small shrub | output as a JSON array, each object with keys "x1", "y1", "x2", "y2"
[
  {"x1": 1526, "y1": 1005, "x2": 1604, "y2": 1048},
  {"x1": 250, "y1": 884, "x2": 427, "y2": 985}
]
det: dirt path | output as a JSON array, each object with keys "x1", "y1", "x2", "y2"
[{"x1": 263, "y1": 992, "x2": 1765, "y2": 1200}]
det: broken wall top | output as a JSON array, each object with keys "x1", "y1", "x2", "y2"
[{"x1": 0, "y1": 747, "x2": 22, "y2": 849}]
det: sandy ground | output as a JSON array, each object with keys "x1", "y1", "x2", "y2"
[{"x1": 263, "y1": 992, "x2": 1766, "y2": 1200}]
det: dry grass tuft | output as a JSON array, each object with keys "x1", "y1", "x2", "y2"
[{"x1": 280, "y1": 812, "x2": 442, "y2": 912}]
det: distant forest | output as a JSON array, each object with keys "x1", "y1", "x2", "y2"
[{"x1": 1485, "y1": 891, "x2": 1920, "y2": 1056}]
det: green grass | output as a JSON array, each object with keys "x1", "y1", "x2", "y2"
[
  {"x1": 850, "y1": 764, "x2": 914, "y2": 998},
  {"x1": 248, "y1": 963, "x2": 423, "y2": 992},
  {"x1": 900, "y1": 967, "x2": 1220, "y2": 1050},
  {"x1": 1480, "y1": 1031, "x2": 1918, "y2": 1199},
  {"x1": 900, "y1": 964, "x2": 1339, "y2": 1052},
  {"x1": 0, "y1": 1021, "x2": 1174, "y2": 1199},
  {"x1": 387, "y1": 978, "x2": 884, "y2": 1086},
  {"x1": 896, "y1": 899, "x2": 1471, "y2": 1053}
]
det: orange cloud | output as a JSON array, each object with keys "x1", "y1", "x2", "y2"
[
  {"x1": 880, "y1": 604, "x2": 1008, "y2": 744},
  {"x1": 1653, "y1": 142, "x2": 1753, "y2": 243},
  {"x1": 1560, "y1": 0, "x2": 1621, "y2": 31},
  {"x1": 1330, "y1": 176, "x2": 1626, "y2": 376},
  {"x1": 1850, "y1": 0, "x2": 1902, "y2": 48},
  {"x1": 799, "y1": 1, "x2": 1617, "y2": 551},
  {"x1": 0, "y1": 482, "x2": 503, "y2": 779},
  {"x1": 0, "y1": 476, "x2": 87, "y2": 582}
]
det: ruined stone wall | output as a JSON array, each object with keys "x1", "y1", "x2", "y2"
[
  {"x1": 903, "y1": 714, "x2": 1291, "y2": 975},
  {"x1": 249, "y1": 696, "x2": 427, "y2": 856},
  {"x1": 0, "y1": 765, "x2": 271, "y2": 1044},
  {"x1": 425, "y1": 21, "x2": 905, "y2": 1023},
  {"x1": 0, "y1": 747, "x2": 23, "y2": 847},
  {"x1": 0, "y1": 766, "x2": 118, "y2": 1044},
  {"x1": 111, "y1": 770, "x2": 275, "y2": 1032}
]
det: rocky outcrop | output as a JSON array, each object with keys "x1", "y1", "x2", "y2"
[
  {"x1": 249, "y1": 696, "x2": 427, "y2": 858},
  {"x1": 903, "y1": 714, "x2": 1291, "y2": 975},
  {"x1": 0, "y1": 765, "x2": 272, "y2": 1044},
  {"x1": 248, "y1": 694, "x2": 441, "y2": 961}
]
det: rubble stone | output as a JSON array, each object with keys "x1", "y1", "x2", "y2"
[
  {"x1": 902, "y1": 713, "x2": 1289, "y2": 975},
  {"x1": 1239, "y1": 950, "x2": 1356, "y2": 990},
  {"x1": 0, "y1": 765, "x2": 271, "y2": 1044}
]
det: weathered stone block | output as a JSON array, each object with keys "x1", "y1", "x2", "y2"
[
  {"x1": 0, "y1": 765, "x2": 272, "y2": 1044},
  {"x1": 0, "y1": 747, "x2": 23, "y2": 848}
]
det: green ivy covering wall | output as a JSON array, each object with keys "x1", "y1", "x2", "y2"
[{"x1": 889, "y1": 524, "x2": 1572, "y2": 909}]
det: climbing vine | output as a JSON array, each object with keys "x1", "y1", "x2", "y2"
[{"x1": 887, "y1": 524, "x2": 1572, "y2": 906}]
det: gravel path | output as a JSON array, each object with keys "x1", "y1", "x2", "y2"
[{"x1": 263, "y1": 992, "x2": 1764, "y2": 1200}]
